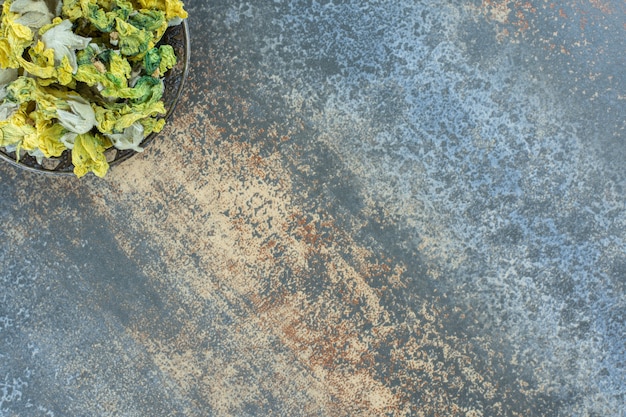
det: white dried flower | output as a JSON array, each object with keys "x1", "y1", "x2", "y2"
[{"x1": 41, "y1": 19, "x2": 91, "y2": 72}]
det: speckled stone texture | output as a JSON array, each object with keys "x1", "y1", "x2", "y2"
[{"x1": 1, "y1": 1, "x2": 625, "y2": 416}]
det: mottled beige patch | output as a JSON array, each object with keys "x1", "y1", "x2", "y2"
[
  {"x1": 470, "y1": 0, "x2": 537, "y2": 39},
  {"x1": 84, "y1": 98, "x2": 414, "y2": 415},
  {"x1": 485, "y1": 0, "x2": 511, "y2": 23},
  {"x1": 255, "y1": 291, "x2": 402, "y2": 416},
  {"x1": 588, "y1": 0, "x2": 612, "y2": 14}
]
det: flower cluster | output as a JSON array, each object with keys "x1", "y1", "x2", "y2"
[{"x1": 0, "y1": 0, "x2": 186, "y2": 177}]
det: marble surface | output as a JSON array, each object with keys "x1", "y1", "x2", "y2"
[{"x1": 1, "y1": 1, "x2": 625, "y2": 416}]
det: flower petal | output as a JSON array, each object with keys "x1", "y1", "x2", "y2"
[
  {"x1": 56, "y1": 95, "x2": 96, "y2": 134},
  {"x1": 41, "y1": 19, "x2": 91, "y2": 72}
]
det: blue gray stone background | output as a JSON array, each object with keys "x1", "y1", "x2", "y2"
[{"x1": 1, "y1": 0, "x2": 625, "y2": 416}]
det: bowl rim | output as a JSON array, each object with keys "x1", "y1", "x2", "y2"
[{"x1": 0, "y1": 19, "x2": 191, "y2": 177}]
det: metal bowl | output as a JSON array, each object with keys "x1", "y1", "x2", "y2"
[{"x1": 0, "y1": 20, "x2": 190, "y2": 176}]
